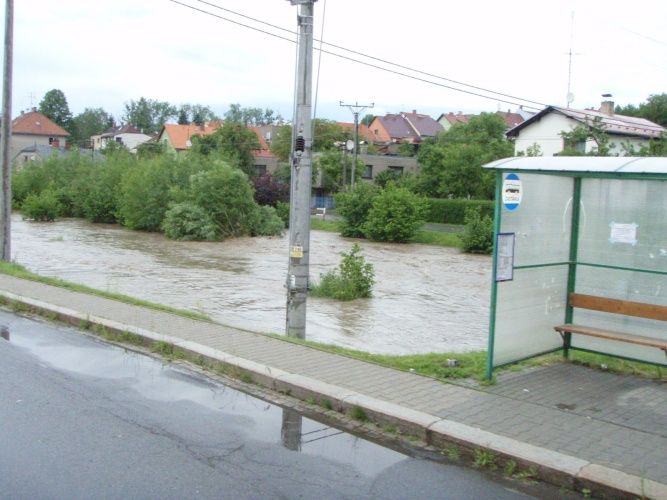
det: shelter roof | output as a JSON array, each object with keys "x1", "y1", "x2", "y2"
[{"x1": 484, "y1": 156, "x2": 667, "y2": 175}]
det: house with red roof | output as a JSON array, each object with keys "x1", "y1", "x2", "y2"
[
  {"x1": 157, "y1": 122, "x2": 279, "y2": 175},
  {"x1": 9, "y1": 109, "x2": 70, "y2": 161},
  {"x1": 368, "y1": 111, "x2": 443, "y2": 154},
  {"x1": 437, "y1": 112, "x2": 471, "y2": 131},
  {"x1": 507, "y1": 99, "x2": 666, "y2": 156}
]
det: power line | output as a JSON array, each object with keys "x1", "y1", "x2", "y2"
[
  {"x1": 190, "y1": 0, "x2": 547, "y2": 107},
  {"x1": 168, "y1": 0, "x2": 546, "y2": 110}
]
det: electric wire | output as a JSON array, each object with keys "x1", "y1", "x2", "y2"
[{"x1": 168, "y1": 0, "x2": 546, "y2": 110}]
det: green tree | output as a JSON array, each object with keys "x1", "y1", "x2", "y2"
[
  {"x1": 70, "y1": 107, "x2": 113, "y2": 147},
  {"x1": 616, "y1": 93, "x2": 667, "y2": 127},
  {"x1": 315, "y1": 150, "x2": 362, "y2": 192},
  {"x1": 269, "y1": 120, "x2": 351, "y2": 162},
  {"x1": 190, "y1": 122, "x2": 261, "y2": 177},
  {"x1": 310, "y1": 244, "x2": 374, "y2": 300},
  {"x1": 416, "y1": 113, "x2": 512, "y2": 199},
  {"x1": 39, "y1": 89, "x2": 73, "y2": 132},
  {"x1": 361, "y1": 114, "x2": 375, "y2": 127},
  {"x1": 224, "y1": 103, "x2": 281, "y2": 126},
  {"x1": 123, "y1": 97, "x2": 177, "y2": 135},
  {"x1": 559, "y1": 117, "x2": 611, "y2": 156}
]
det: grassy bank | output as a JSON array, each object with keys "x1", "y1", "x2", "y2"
[
  {"x1": 310, "y1": 218, "x2": 463, "y2": 249},
  {"x1": 1, "y1": 261, "x2": 663, "y2": 382},
  {"x1": 272, "y1": 334, "x2": 666, "y2": 382},
  {"x1": 0, "y1": 261, "x2": 211, "y2": 322}
]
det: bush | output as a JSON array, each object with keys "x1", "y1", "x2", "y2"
[
  {"x1": 363, "y1": 185, "x2": 427, "y2": 243},
  {"x1": 162, "y1": 202, "x2": 219, "y2": 241},
  {"x1": 117, "y1": 157, "x2": 176, "y2": 231},
  {"x1": 252, "y1": 172, "x2": 289, "y2": 206},
  {"x1": 187, "y1": 164, "x2": 258, "y2": 238},
  {"x1": 460, "y1": 207, "x2": 494, "y2": 254},
  {"x1": 426, "y1": 198, "x2": 494, "y2": 225},
  {"x1": 275, "y1": 201, "x2": 290, "y2": 228},
  {"x1": 311, "y1": 244, "x2": 374, "y2": 300},
  {"x1": 334, "y1": 183, "x2": 379, "y2": 237},
  {"x1": 21, "y1": 189, "x2": 61, "y2": 221},
  {"x1": 249, "y1": 205, "x2": 285, "y2": 236}
]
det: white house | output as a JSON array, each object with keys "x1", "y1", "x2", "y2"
[
  {"x1": 91, "y1": 124, "x2": 152, "y2": 152},
  {"x1": 507, "y1": 100, "x2": 665, "y2": 156}
]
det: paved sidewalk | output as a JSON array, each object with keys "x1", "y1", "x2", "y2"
[{"x1": 0, "y1": 274, "x2": 665, "y2": 499}]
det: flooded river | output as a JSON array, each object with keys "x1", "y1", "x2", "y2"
[{"x1": 11, "y1": 214, "x2": 491, "y2": 355}]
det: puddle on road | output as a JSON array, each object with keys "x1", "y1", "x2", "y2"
[
  {"x1": 11, "y1": 215, "x2": 491, "y2": 355},
  {"x1": 1, "y1": 310, "x2": 410, "y2": 477}
]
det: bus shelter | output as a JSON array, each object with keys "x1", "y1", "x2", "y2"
[{"x1": 484, "y1": 157, "x2": 667, "y2": 379}]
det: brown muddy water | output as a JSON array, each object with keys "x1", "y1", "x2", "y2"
[{"x1": 11, "y1": 214, "x2": 491, "y2": 355}]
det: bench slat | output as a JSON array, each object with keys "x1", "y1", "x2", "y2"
[
  {"x1": 569, "y1": 293, "x2": 667, "y2": 322},
  {"x1": 555, "y1": 323, "x2": 667, "y2": 350}
]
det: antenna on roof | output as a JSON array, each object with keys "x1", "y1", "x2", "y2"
[{"x1": 565, "y1": 11, "x2": 581, "y2": 108}]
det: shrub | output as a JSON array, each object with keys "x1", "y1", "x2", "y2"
[
  {"x1": 162, "y1": 202, "x2": 219, "y2": 241},
  {"x1": 252, "y1": 172, "x2": 289, "y2": 206},
  {"x1": 117, "y1": 157, "x2": 176, "y2": 231},
  {"x1": 426, "y1": 198, "x2": 494, "y2": 225},
  {"x1": 311, "y1": 244, "x2": 374, "y2": 300},
  {"x1": 21, "y1": 189, "x2": 61, "y2": 221},
  {"x1": 460, "y1": 206, "x2": 494, "y2": 254},
  {"x1": 275, "y1": 201, "x2": 290, "y2": 228},
  {"x1": 334, "y1": 183, "x2": 379, "y2": 237},
  {"x1": 249, "y1": 205, "x2": 285, "y2": 236},
  {"x1": 363, "y1": 185, "x2": 427, "y2": 243},
  {"x1": 186, "y1": 164, "x2": 258, "y2": 238}
]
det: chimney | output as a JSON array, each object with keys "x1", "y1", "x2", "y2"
[
  {"x1": 412, "y1": 109, "x2": 417, "y2": 114},
  {"x1": 599, "y1": 94, "x2": 614, "y2": 116}
]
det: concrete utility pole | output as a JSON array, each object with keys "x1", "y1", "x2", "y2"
[
  {"x1": 0, "y1": 0, "x2": 13, "y2": 261},
  {"x1": 339, "y1": 101, "x2": 373, "y2": 187},
  {"x1": 285, "y1": 0, "x2": 317, "y2": 339}
]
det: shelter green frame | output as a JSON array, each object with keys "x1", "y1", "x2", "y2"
[{"x1": 484, "y1": 157, "x2": 667, "y2": 379}]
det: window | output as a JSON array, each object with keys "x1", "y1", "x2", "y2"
[
  {"x1": 115, "y1": 137, "x2": 123, "y2": 144},
  {"x1": 388, "y1": 166, "x2": 404, "y2": 174},
  {"x1": 48, "y1": 137, "x2": 54, "y2": 145},
  {"x1": 254, "y1": 165, "x2": 267, "y2": 176},
  {"x1": 563, "y1": 138, "x2": 586, "y2": 153},
  {"x1": 363, "y1": 165, "x2": 373, "y2": 179}
]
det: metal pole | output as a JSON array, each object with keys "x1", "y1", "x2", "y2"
[
  {"x1": 339, "y1": 101, "x2": 373, "y2": 188},
  {"x1": 286, "y1": 0, "x2": 316, "y2": 339},
  {"x1": 0, "y1": 0, "x2": 13, "y2": 261}
]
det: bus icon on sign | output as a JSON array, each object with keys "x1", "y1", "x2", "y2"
[{"x1": 502, "y1": 174, "x2": 522, "y2": 210}]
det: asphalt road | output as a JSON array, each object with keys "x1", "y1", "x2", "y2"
[{"x1": 0, "y1": 310, "x2": 532, "y2": 499}]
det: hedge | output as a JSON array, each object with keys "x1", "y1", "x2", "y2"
[{"x1": 426, "y1": 198, "x2": 494, "y2": 225}]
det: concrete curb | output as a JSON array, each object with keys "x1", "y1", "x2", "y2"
[{"x1": 1, "y1": 290, "x2": 664, "y2": 499}]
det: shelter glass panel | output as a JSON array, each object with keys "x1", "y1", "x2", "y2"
[
  {"x1": 578, "y1": 179, "x2": 667, "y2": 272},
  {"x1": 499, "y1": 173, "x2": 573, "y2": 267},
  {"x1": 492, "y1": 266, "x2": 567, "y2": 366}
]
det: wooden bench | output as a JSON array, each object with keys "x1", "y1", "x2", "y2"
[{"x1": 554, "y1": 293, "x2": 667, "y2": 357}]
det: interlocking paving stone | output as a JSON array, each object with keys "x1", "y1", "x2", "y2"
[{"x1": 1, "y1": 274, "x2": 666, "y2": 485}]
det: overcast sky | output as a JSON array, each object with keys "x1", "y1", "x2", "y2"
[{"x1": 5, "y1": 0, "x2": 666, "y2": 123}]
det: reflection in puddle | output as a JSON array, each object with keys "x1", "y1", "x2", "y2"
[
  {"x1": 4, "y1": 311, "x2": 406, "y2": 476},
  {"x1": 11, "y1": 215, "x2": 492, "y2": 355}
]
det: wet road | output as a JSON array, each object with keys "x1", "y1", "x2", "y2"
[
  {"x1": 12, "y1": 215, "x2": 491, "y2": 355},
  {"x1": 0, "y1": 311, "x2": 530, "y2": 499}
]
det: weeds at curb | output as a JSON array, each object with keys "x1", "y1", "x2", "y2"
[
  {"x1": 473, "y1": 448, "x2": 497, "y2": 470},
  {"x1": 350, "y1": 406, "x2": 368, "y2": 422},
  {"x1": 442, "y1": 446, "x2": 460, "y2": 462}
]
